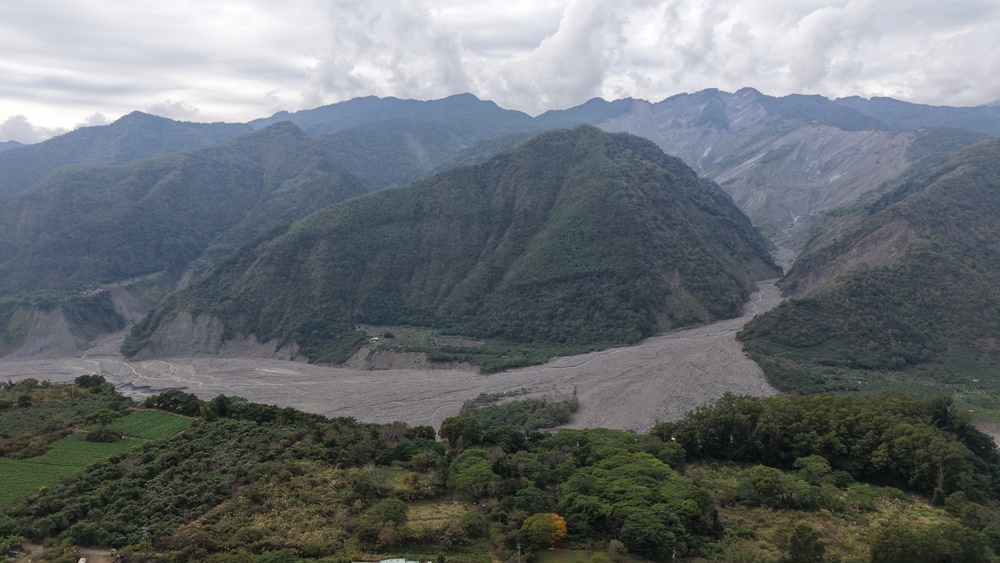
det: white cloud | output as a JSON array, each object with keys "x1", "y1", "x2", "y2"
[
  {"x1": 0, "y1": 0, "x2": 998, "y2": 139},
  {"x1": 0, "y1": 115, "x2": 67, "y2": 143},
  {"x1": 146, "y1": 100, "x2": 201, "y2": 121},
  {"x1": 75, "y1": 113, "x2": 110, "y2": 128}
]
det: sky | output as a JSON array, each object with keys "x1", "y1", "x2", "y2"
[{"x1": 2, "y1": 0, "x2": 999, "y2": 143}]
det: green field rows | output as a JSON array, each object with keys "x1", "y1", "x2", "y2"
[
  {"x1": 0, "y1": 410, "x2": 192, "y2": 508},
  {"x1": 109, "y1": 409, "x2": 194, "y2": 439}
]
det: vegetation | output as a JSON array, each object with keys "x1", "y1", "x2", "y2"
[
  {"x1": 740, "y1": 138, "x2": 1000, "y2": 409},
  {"x1": 2, "y1": 382, "x2": 996, "y2": 562},
  {"x1": 127, "y1": 126, "x2": 779, "y2": 366},
  {"x1": 0, "y1": 377, "x2": 193, "y2": 509}
]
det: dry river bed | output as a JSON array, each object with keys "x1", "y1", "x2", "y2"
[{"x1": 0, "y1": 281, "x2": 783, "y2": 432}]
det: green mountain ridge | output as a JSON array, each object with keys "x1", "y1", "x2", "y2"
[
  {"x1": 0, "y1": 122, "x2": 369, "y2": 356},
  {"x1": 739, "y1": 138, "x2": 1000, "y2": 396},
  {"x1": 0, "y1": 111, "x2": 251, "y2": 199},
  {"x1": 127, "y1": 126, "x2": 779, "y2": 365},
  {"x1": 0, "y1": 121, "x2": 367, "y2": 294}
]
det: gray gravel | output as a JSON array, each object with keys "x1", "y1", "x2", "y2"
[{"x1": 0, "y1": 281, "x2": 783, "y2": 432}]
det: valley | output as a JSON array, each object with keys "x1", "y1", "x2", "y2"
[{"x1": 0, "y1": 277, "x2": 783, "y2": 432}]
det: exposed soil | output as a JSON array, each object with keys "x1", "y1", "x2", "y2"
[{"x1": 0, "y1": 281, "x2": 783, "y2": 432}]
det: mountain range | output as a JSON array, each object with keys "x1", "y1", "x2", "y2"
[
  {"x1": 124, "y1": 126, "x2": 778, "y2": 364},
  {"x1": 0, "y1": 88, "x2": 997, "y2": 369}
]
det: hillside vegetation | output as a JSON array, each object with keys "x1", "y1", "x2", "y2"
[
  {"x1": 126, "y1": 126, "x2": 779, "y2": 365},
  {"x1": 0, "y1": 111, "x2": 251, "y2": 200},
  {"x1": 739, "y1": 138, "x2": 1000, "y2": 405},
  {"x1": 2, "y1": 381, "x2": 998, "y2": 562}
]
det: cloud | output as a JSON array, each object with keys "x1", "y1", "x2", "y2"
[
  {"x1": 1, "y1": 0, "x2": 999, "y2": 137},
  {"x1": 0, "y1": 115, "x2": 67, "y2": 143},
  {"x1": 302, "y1": 0, "x2": 471, "y2": 108},
  {"x1": 76, "y1": 113, "x2": 110, "y2": 128},
  {"x1": 146, "y1": 100, "x2": 201, "y2": 121}
]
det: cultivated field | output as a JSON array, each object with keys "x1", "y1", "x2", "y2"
[
  {"x1": 0, "y1": 410, "x2": 192, "y2": 508},
  {"x1": 0, "y1": 281, "x2": 783, "y2": 432},
  {"x1": 109, "y1": 409, "x2": 194, "y2": 439}
]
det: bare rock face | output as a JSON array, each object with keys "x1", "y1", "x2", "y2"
[
  {"x1": 6, "y1": 309, "x2": 81, "y2": 358},
  {"x1": 598, "y1": 88, "x2": 914, "y2": 240},
  {"x1": 130, "y1": 312, "x2": 298, "y2": 361}
]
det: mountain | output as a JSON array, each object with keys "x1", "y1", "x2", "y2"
[
  {"x1": 251, "y1": 92, "x2": 534, "y2": 137},
  {"x1": 0, "y1": 122, "x2": 367, "y2": 357},
  {"x1": 738, "y1": 138, "x2": 1000, "y2": 396},
  {"x1": 0, "y1": 141, "x2": 23, "y2": 153},
  {"x1": 0, "y1": 112, "x2": 251, "y2": 200},
  {"x1": 588, "y1": 88, "x2": 991, "y2": 240},
  {"x1": 124, "y1": 126, "x2": 780, "y2": 364},
  {"x1": 834, "y1": 96, "x2": 1000, "y2": 136}
]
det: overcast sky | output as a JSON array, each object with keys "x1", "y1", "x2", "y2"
[{"x1": 2, "y1": 0, "x2": 999, "y2": 143}]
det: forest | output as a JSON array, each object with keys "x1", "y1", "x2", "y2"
[{"x1": 1, "y1": 377, "x2": 998, "y2": 562}]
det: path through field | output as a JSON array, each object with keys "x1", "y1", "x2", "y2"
[{"x1": 0, "y1": 281, "x2": 784, "y2": 432}]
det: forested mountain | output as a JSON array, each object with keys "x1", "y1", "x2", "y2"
[
  {"x1": 0, "y1": 122, "x2": 365, "y2": 294},
  {"x1": 0, "y1": 112, "x2": 251, "y2": 199},
  {"x1": 0, "y1": 89, "x2": 995, "y2": 361},
  {"x1": 739, "y1": 138, "x2": 1000, "y2": 397},
  {"x1": 0, "y1": 122, "x2": 367, "y2": 357},
  {"x1": 125, "y1": 126, "x2": 779, "y2": 364},
  {"x1": 0, "y1": 140, "x2": 23, "y2": 153}
]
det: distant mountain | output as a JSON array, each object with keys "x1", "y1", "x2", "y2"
[
  {"x1": 125, "y1": 126, "x2": 779, "y2": 364},
  {"x1": 590, "y1": 88, "x2": 991, "y2": 240},
  {"x1": 0, "y1": 140, "x2": 23, "y2": 153},
  {"x1": 835, "y1": 96, "x2": 1000, "y2": 136},
  {"x1": 738, "y1": 138, "x2": 1000, "y2": 393},
  {"x1": 0, "y1": 121, "x2": 365, "y2": 294},
  {"x1": 251, "y1": 92, "x2": 534, "y2": 137},
  {"x1": 0, "y1": 112, "x2": 251, "y2": 199}
]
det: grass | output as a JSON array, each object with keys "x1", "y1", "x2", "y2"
[{"x1": 407, "y1": 500, "x2": 472, "y2": 530}]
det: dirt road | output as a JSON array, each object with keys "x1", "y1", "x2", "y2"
[{"x1": 0, "y1": 281, "x2": 783, "y2": 432}]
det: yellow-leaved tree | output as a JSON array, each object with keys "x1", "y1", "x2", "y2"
[{"x1": 521, "y1": 512, "x2": 568, "y2": 547}]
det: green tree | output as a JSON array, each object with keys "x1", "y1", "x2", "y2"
[
  {"x1": 438, "y1": 416, "x2": 482, "y2": 449},
  {"x1": 784, "y1": 522, "x2": 824, "y2": 563},
  {"x1": 364, "y1": 498, "x2": 408, "y2": 527},
  {"x1": 869, "y1": 519, "x2": 989, "y2": 562},
  {"x1": 85, "y1": 408, "x2": 121, "y2": 442}
]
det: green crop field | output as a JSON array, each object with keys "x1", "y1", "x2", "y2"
[
  {"x1": 0, "y1": 434, "x2": 141, "y2": 508},
  {"x1": 110, "y1": 409, "x2": 193, "y2": 439},
  {"x1": 0, "y1": 410, "x2": 192, "y2": 508}
]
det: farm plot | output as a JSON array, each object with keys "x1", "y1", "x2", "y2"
[
  {"x1": 0, "y1": 434, "x2": 140, "y2": 508},
  {"x1": 0, "y1": 410, "x2": 191, "y2": 508},
  {"x1": 110, "y1": 409, "x2": 193, "y2": 439},
  {"x1": 358, "y1": 325, "x2": 485, "y2": 349}
]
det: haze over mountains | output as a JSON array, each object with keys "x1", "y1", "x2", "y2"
[{"x1": 0, "y1": 88, "x2": 997, "y2": 376}]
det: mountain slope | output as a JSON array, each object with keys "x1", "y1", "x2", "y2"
[
  {"x1": 738, "y1": 138, "x2": 1000, "y2": 395},
  {"x1": 593, "y1": 88, "x2": 990, "y2": 240},
  {"x1": 835, "y1": 96, "x2": 1000, "y2": 136},
  {"x1": 0, "y1": 121, "x2": 366, "y2": 294},
  {"x1": 0, "y1": 112, "x2": 251, "y2": 199},
  {"x1": 126, "y1": 126, "x2": 779, "y2": 364}
]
